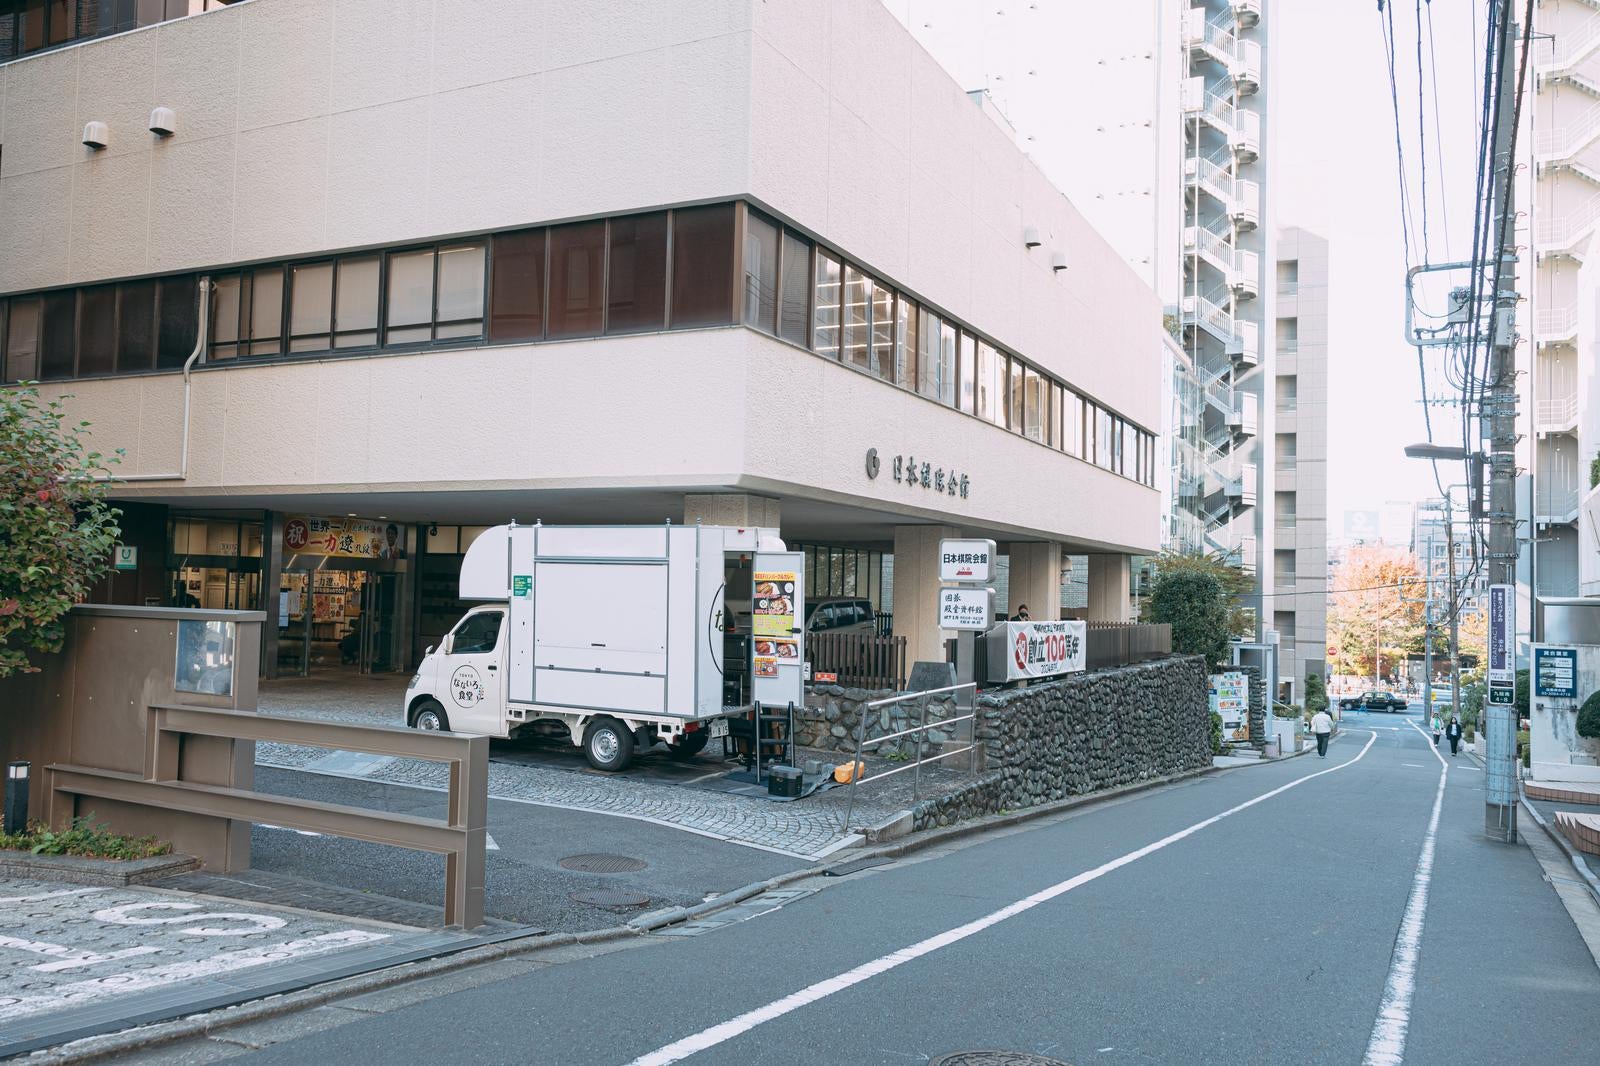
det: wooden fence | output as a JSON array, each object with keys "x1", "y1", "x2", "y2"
[
  {"x1": 808, "y1": 631, "x2": 908, "y2": 691},
  {"x1": 1084, "y1": 621, "x2": 1172, "y2": 671}
]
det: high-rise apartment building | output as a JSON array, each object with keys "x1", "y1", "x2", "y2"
[
  {"x1": 1526, "y1": 0, "x2": 1598, "y2": 608},
  {"x1": 894, "y1": 0, "x2": 1276, "y2": 635},
  {"x1": 1272, "y1": 227, "x2": 1327, "y2": 701}
]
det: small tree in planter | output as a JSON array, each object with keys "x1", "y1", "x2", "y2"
[
  {"x1": 1305, "y1": 673, "x2": 1329, "y2": 716},
  {"x1": 0, "y1": 387, "x2": 121, "y2": 678}
]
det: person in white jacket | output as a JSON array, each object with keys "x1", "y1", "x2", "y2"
[{"x1": 1311, "y1": 709, "x2": 1334, "y2": 757}]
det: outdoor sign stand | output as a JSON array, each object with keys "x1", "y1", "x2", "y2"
[{"x1": 939, "y1": 539, "x2": 996, "y2": 712}]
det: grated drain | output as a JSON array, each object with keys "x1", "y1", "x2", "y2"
[
  {"x1": 934, "y1": 1049, "x2": 1068, "y2": 1056},
  {"x1": 558, "y1": 853, "x2": 648, "y2": 873},
  {"x1": 570, "y1": 889, "x2": 650, "y2": 910}
]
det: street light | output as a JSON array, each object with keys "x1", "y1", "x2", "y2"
[{"x1": 1402, "y1": 442, "x2": 1473, "y2": 461}]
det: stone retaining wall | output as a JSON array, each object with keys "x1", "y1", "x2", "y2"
[
  {"x1": 797, "y1": 686, "x2": 959, "y2": 756},
  {"x1": 907, "y1": 655, "x2": 1212, "y2": 831}
]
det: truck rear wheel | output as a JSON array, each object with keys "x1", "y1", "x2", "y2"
[
  {"x1": 412, "y1": 699, "x2": 449, "y2": 732},
  {"x1": 583, "y1": 718, "x2": 634, "y2": 772},
  {"x1": 667, "y1": 730, "x2": 710, "y2": 761}
]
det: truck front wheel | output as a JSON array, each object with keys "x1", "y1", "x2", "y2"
[
  {"x1": 667, "y1": 730, "x2": 710, "y2": 761},
  {"x1": 412, "y1": 699, "x2": 449, "y2": 732},
  {"x1": 583, "y1": 718, "x2": 634, "y2": 772}
]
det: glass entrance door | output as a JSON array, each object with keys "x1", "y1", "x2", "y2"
[{"x1": 359, "y1": 572, "x2": 401, "y2": 674}]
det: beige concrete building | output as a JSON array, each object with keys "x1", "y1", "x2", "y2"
[
  {"x1": 1270, "y1": 226, "x2": 1327, "y2": 701},
  {"x1": 0, "y1": 0, "x2": 1164, "y2": 679}
]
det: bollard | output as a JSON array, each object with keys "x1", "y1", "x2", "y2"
[{"x1": 4, "y1": 761, "x2": 28, "y2": 835}]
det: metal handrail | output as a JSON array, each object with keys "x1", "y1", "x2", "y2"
[
  {"x1": 840, "y1": 682, "x2": 977, "y2": 834},
  {"x1": 49, "y1": 702, "x2": 488, "y2": 928}
]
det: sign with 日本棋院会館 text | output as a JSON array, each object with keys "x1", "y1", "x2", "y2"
[{"x1": 939, "y1": 539, "x2": 996, "y2": 583}]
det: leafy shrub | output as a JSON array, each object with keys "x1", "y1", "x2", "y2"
[
  {"x1": 1516, "y1": 729, "x2": 1531, "y2": 768},
  {"x1": 1578, "y1": 691, "x2": 1600, "y2": 740},
  {"x1": 1209, "y1": 711, "x2": 1224, "y2": 755},
  {"x1": 0, "y1": 387, "x2": 121, "y2": 678},
  {"x1": 1150, "y1": 570, "x2": 1232, "y2": 671},
  {"x1": 0, "y1": 815, "x2": 170, "y2": 860}
]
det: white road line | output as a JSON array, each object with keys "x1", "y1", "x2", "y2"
[
  {"x1": 626, "y1": 731, "x2": 1381, "y2": 1066},
  {"x1": 1362, "y1": 722, "x2": 1450, "y2": 1066}
]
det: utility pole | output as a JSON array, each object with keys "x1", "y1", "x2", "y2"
[
  {"x1": 1483, "y1": 0, "x2": 1523, "y2": 843},
  {"x1": 1446, "y1": 496, "x2": 1462, "y2": 726}
]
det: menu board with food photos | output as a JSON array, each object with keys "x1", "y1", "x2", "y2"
[
  {"x1": 750, "y1": 555, "x2": 805, "y2": 709},
  {"x1": 752, "y1": 571, "x2": 798, "y2": 638}
]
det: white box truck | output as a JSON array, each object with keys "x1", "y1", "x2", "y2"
[{"x1": 403, "y1": 522, "x2": 806, "y2": 771}]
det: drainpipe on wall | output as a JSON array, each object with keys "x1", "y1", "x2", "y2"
[{"x1": 98, "y1": 276, "x2": 210, "y2": 482}]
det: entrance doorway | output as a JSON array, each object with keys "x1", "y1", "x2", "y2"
[
  {"x1": 166, "y1": 514, "x2": 264, "y2": 613},
  {"x1": 277, "y1": 563, "x2": 404, "y2": 676}
]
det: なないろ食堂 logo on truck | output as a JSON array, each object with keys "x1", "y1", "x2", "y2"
[{"x1": 450, "y1": 666, "x2": 483, "y2": 707}]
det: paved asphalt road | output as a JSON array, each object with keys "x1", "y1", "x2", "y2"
[
  {"x1": 148, "y1": 720, "x2": 1600, "y2": 1065},
  {"x1": 242, "y1": 766, "x2": 804, "y2": 931}
]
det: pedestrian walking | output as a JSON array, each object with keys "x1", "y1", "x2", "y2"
[
  {"x1": 1311, "y1": 708, "x2": 1333, "y2": 757},
  {"x1": 1431, "y1": 711, "x2": 1442, "y2": 747},
  {"x1": 1446, "y1": 715, "x2": 1463, "y2": 756}
]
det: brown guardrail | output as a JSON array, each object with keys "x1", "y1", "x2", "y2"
[{"x1": 47, "y1": 703, "x2": 488, "y2": 929}]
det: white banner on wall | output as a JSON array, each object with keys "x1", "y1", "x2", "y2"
[{"x1": 984, "y1": 620, "x2": 1087, "y2": 682}]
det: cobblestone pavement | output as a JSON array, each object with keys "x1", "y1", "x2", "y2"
[
  {"x1": 0, "y1": 878, "x2": 469, "y2": 1056},
  {"x1": 255, "y1": 675, "x2": 954, "y2": 858}
]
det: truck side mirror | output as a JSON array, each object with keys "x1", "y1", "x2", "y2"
[{"x1": 441, "y1": 634, "x2": 454, "y2": 655}]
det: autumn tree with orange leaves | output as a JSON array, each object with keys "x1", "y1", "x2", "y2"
[{"x1": 1326, "y1": 544, "x2": 1426, "y2": 682}]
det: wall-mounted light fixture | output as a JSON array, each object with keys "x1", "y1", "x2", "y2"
[
  {"x1": 1051, "y1": 252, "x2": 1068, "y2": 272},
  {"x1": 1023, "y1": 225, "x2": 1042, "y2": 249},
  {"x1": 149, "y1": 107, "x2": 177, "y2": 137},
  {"x1": 82, "y1": 121, "x2": 108, "y2": 150}
]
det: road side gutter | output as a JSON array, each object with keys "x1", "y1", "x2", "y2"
[
  {"x1": 1519, "y1": 795, "x2": 1600, "y2": 908},
  {"x1": 49, "y1": 761, "x2": 1227, "y2": 1064}
]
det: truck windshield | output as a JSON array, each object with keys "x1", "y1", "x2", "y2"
[{"x1": 452, "y1": 612, "x2": 503, "y2": 654}]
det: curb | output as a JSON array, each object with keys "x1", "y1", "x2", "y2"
[
  {"x1": 1518, "y1": 796, "x2": 1600, "y2": 908},
  {"x1": 46, "y1": 761, "x2": 1223, "y2": 1064}
]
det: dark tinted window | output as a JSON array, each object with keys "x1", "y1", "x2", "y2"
[
  {"x1": 489, "y1": 228, "x2": 545, "y2": 342},
  {"x1": 157, "y1": 275, "x2": 198, "y2": 368},
  {"x1": 117, "y1": 280, "x2": 155, "y2": 372},
  {"x1": 778, "y1": 231, "x2": 810, "y2": 346},
  {"x1": 742, "y1": 210, "x2": 778, "y2": 332},
  {"x1": 4, "y1": 298, "x2": 40, "y2": 382},
  {"x1": 40, "y1": 290, "x2": 75, "y2": 379},
  {"x1": 78, "y1": 285, "x2": 116, "y2": 376},
  {"x1": 606, "y1": 213, "x2": 668, "y2": 334},
  {"x1": 547, "y1": 220, "x2": 605, "y2": 338},
  {"x1": 670, "y1": 204, "x2": 734, "y2": 327}
]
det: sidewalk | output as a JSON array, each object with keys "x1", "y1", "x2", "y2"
[
  {"x1": 256, "y1": 675, "x2": 923, "y2": 858},
  {"x1": 0, "y1": 878, "x2": 481, "y2": 1058}
]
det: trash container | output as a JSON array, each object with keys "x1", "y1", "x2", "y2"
[{"x1": 1264, "y1": 737, "x2": 1281, "y2": 759}]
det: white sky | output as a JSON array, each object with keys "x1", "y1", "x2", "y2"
[{"x1": 884, "y1": 0, "x2": 1487, "y2": 534}]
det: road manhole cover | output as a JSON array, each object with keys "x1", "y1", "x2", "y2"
[
  {"x1": 934, "y1": 1049, "x2": 1068, "y2": 1056},
  {"x1": 558, "y1": 853, "x2": 648, "y2": 873},
  {"x1": 570, "y1": 889, "x2": 650, "y2": 910}
]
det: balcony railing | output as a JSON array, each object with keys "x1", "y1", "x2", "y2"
[
  {"x1": 1535, "y1": 306, "x2": 1579, "y2": 343},
  {"x1": 1537, "y1": 485, "x2": 1581, "y2": 519},
  {"x1": 1537, "y1": 394, "x2": 1579, "y2": 430}
]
